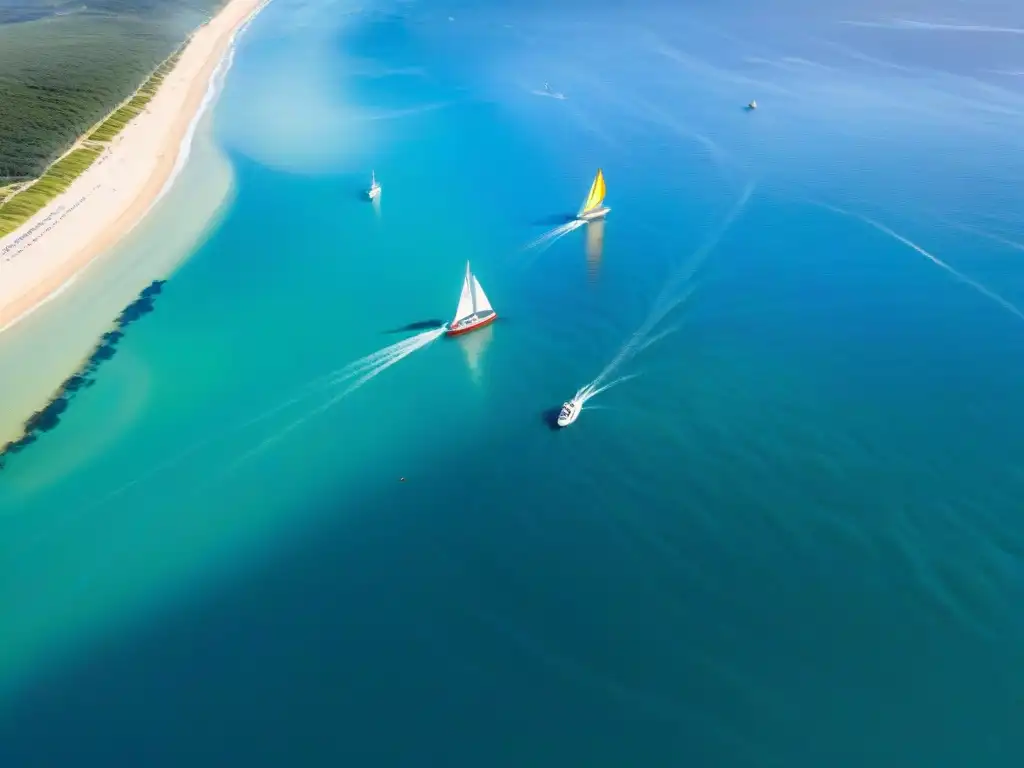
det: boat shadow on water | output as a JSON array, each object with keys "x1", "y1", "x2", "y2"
[
  {"x1": 0, "y1": 280, "x2": 167, "y2": 472},
  {"x1": 383, "y1": 316, "x2": 515, "y2": 335},
  {"x1": 383, "y1": 319, "x2": 446, "y2": 334},
  {"x1": 530, "y1": 213, "x2": 577, "y2": 227},
  {"x1": 540, "y1": 406, "x2": 563, "y2": 431}
]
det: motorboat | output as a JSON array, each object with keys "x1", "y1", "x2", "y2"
[{"x1": 556, "y1": 398, "x2": 581, "y2": 427}]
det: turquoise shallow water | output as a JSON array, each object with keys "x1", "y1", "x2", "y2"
[{"x1": 4, "y1": 0, "x2": 1024, "y2": 764}]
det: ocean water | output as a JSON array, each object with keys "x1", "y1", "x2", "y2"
[{"x1": 3, "y1": 0, "x2": 1024, "y2": 764}]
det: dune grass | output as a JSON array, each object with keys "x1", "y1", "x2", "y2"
[
  {"x1": 87, "y1": 49, "x2": 184, "y2": 143},
  {"x1": 0, "y1": 183, "x2": 20, "y2": 205},
  {"x1": 0, "y1": 147, "x2": 104, "y2": 236},
  {"x1": 0, "y1": 42, "x2": 187, "y2": 238}
]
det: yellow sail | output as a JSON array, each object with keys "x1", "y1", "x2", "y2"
[{"x1": 580, "y1": 168, "x2": 606, "y2": 214}]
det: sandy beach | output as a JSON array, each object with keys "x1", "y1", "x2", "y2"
[{"x1": 0, "y1": 0, "x2": 268, "y2": 333}]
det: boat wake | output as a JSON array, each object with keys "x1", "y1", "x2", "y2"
[
  {"x1": 813, "y1": 201, "x2": 1024, "y2": 324},
  {"x1": 569, "y1": 374, "x2": 638, "y2": 413},
  {"x1": 229, "y1": 326, "x2": 446, "y2": 466},
  {"x1": 525, "y1": 218, "x2": 585, "y2": 254},
  {"x1": 524, "y1": 170, "x2": 607, "y2": 267},
  {"x1": 568, "y1": 182, "x2": 757, "y2": 415},
  {"x1": 62, "y1": 327, "x2": 447, "y2": 522},
  {"x1": 530, "y1": 89, "x2": 567, "y2": 100}
]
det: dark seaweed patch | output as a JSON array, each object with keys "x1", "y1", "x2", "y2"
[
  {"x1": 0, "y1": 279, "x2": 166, "y2": 470},
  {"x1": 23, "y1": 397, "x2": 69, "y2": 433}
]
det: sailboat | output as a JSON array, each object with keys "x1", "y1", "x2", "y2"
[
  {"x1": 446, "y1": 261, "x2": 497, "y2": 336},
  {"x1": 576, "y1": 168, "x2": 610, "y2": 222},
  {"x1": 367, "y1": 170, "x2": 381, "y2": 200}
]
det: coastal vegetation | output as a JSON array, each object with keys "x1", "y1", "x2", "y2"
[
  {"x1": 0, "y1": 146, "x2": 102, "y2": 235},
  {"x1": 0, "y1": 0, "x2": 221, "y2": 236},
  {"x1": 87, "y1": 49, "x2": 184, "y2": 143},
  {"x1": 0, "y1": 0, "x2": 224, "y2": 179}
]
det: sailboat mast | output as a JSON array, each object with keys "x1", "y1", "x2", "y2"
[{"x1": 466, "y1": 261, "x2": 477, "y2": 313}]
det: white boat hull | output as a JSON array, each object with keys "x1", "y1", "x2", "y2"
[
  {"x1": 577, "y1": 206, "x2": 610, "y2": 222},
  {"x1": 367, "y1": 185, "x2": 381, "y2": 200},
  {"x1": 556, "y1": 399, "x2": 581, "y2": 427}
]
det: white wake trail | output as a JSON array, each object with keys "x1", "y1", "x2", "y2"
[
  {"x1": 61, "y1": 328, "x2": 446, "y2": 526},
  {"x1": 583, "y1": 182, "x2": 756, "y2": 399},
  {"x1": 18, "y1": 351, "x2": 375, "y2": 553},
  {"x1": 816, "y1": 202, "x2": 1024, "y2": 323},
  {"x1": 577, "y1": 373, "x2": 638, "y2": 401},
  {"x1": 227, "y1": 326, "x2": 446, "y2": 467},
  {"x1": 553, "y1": 182, "x2": 756, "y2": 425},
  {"x1": 942, "y1": 218, "x2": 1024, "y2": 256},
  {"x1": 525, "y1": 219, "x2": 585, "y2": 253}
]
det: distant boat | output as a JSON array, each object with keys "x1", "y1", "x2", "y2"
[
  {"x1": 367, "y1": 170, "x2": 381, "y2": 200},
  {"x1": 746, "y1": 100, "x2": 757, "y2": 111},
  {"x1": 540, "y1": 81, "x2": 566, "y2": 99},
  {"x1": 557, "y1": 398, "x2": 581, "y2": 427},
  {"x1": 446, "y1": 261, "x2": 497, "y2": 336},
  {"x1": 576, "y1": 168, "x2": 610, "y2": 222}
]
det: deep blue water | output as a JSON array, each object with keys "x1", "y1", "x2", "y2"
[{"x1": 3, "y1": 0, "x2": 1024, "y2": 764}]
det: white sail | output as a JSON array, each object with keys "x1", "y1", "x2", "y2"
[
  {"x1": 471, "y1": 275, "x2": 492, "y2": 313},
  {"x1": 453, "y1": 262, "x2": 475, "y2": 323}
]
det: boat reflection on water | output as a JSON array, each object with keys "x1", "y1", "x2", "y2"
[
  {"x1": 585, "y1": 218, "x2": 604, "y2": 281},
  {"x1": 456, "y1": 322, "x2": 494, "y2": 384},
  {"x1": 575, "y1": 168, "x2": 608, "y2": 281}
]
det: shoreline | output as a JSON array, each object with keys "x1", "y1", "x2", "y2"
[{"x1": 0, "y1": 0, "x2": 270, "y2": 334}]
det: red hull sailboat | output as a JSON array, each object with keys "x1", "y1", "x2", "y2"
[{"x1": 446, "y1": 261, "x2": 497, "y2": 336}]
